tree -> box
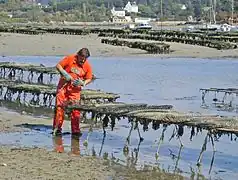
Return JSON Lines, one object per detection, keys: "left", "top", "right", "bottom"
{"left": 113, "top": 0, "right": 124, "bottom": 7}
{"left": 194, "top": 0, "right": 202, "bottom": 18}
{"left": 138, "top": 4, "right": 154, "bottom": 17}
{"left": 0, "top": 0, "right": 237, "bottom": 23}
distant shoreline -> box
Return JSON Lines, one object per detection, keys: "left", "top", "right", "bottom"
{"left": 0, "top": 33, "right": 237, "bottom": 59}
{"left": 2, "top": 55, "right": 238, "bottom": 60}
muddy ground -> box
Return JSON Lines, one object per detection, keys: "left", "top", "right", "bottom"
{"left": 0, "top": 146, "right": 185, "bottom": 180}
{"left": 0, "top": 145, "right": 114, "bottom": 180}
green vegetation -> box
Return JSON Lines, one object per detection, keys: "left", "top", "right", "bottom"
{"left": 0, "top": 0, "right": 237, "bottom": 22}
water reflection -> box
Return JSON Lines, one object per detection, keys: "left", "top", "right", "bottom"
{"left": 82, "top": 119, "right": 238, "bottom": 178}
{"left": 0, "top": 120, "right": 238, "bottom": 179}
{"left": 52, "top": 135, "right": 80, "bottom": 155}
{"left": 0, "top": 99, "right": 54, "bottom": 117}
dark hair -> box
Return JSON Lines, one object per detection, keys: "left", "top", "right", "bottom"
{"left": 77, "top": 48, "right": 90, "bottom": 58}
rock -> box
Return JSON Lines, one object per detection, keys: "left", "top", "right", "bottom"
{"left": 1, "top": 163, "right": 7, "bottom": 166}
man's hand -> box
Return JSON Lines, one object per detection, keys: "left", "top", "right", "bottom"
{"left": 72, "top": 79, "right": 86, "bottom": 87}
{"left": 57, "top": 65, "right": 72, "bottom": 82}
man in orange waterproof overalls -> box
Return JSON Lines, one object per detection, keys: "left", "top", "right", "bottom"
{"left": 52, "top": 48, "right": 93, "bottom": 136}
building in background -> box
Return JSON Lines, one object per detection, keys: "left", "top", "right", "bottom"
{"left": 124, "top": 1, "right": 138, "bottom": 13}
{"left": 110, "top": 1, "right": 140, "bottom": 23}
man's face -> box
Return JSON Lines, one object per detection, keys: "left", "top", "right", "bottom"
{"left": 77, "top": 55, "right": 86, "bottom": 65}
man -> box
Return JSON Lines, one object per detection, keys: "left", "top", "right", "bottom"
{"left": 53, "top": 48, "right": 93, "bottom": 136}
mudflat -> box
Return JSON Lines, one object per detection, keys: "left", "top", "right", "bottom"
{"left": 0, "top": 145, "right": 115, "bottom": 180}
{"left": 0, "top": 33, "right": 237, "bottom": 59}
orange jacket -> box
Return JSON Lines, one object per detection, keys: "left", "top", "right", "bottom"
{"left": 57, "top": 54, "right": 93, "bottom": 90}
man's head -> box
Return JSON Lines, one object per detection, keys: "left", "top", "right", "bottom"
{"left": 76, "top": 48, "right": 90, "bottom": 65}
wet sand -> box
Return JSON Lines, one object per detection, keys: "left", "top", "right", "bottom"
{"left": 0, "top": 109, "right": 184, "bottom": 180}
{"left": 0, "top": 33, "right": 237, "bottom": 59}
{"left": 0, "top": 146, "right": 184, "bottom": 180}
{"left": 0, "top": 146, "right": 115, "bottom": 180}
{"left": 0, "top": 109, "right": 91, "bottom": 133}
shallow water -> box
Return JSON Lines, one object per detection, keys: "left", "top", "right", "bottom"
{"left": 0, "top": 122, "right": 238, "bottom": 180}
{"left": 2, "top": 55, "right": 238, "bottom": 116}
{"left": 0, "top": 55, "right": 238, "bottom": 179}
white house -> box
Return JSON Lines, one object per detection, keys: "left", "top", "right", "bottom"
{"left": 124, "top": 1, "right": 138, "bottom": 13}
{"left": 111, "top": 7, "right": 126, "bottom": 17}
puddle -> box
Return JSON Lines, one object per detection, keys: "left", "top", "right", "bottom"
{"left": 0, "top": 119, "right": 238, "bottom": 179}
